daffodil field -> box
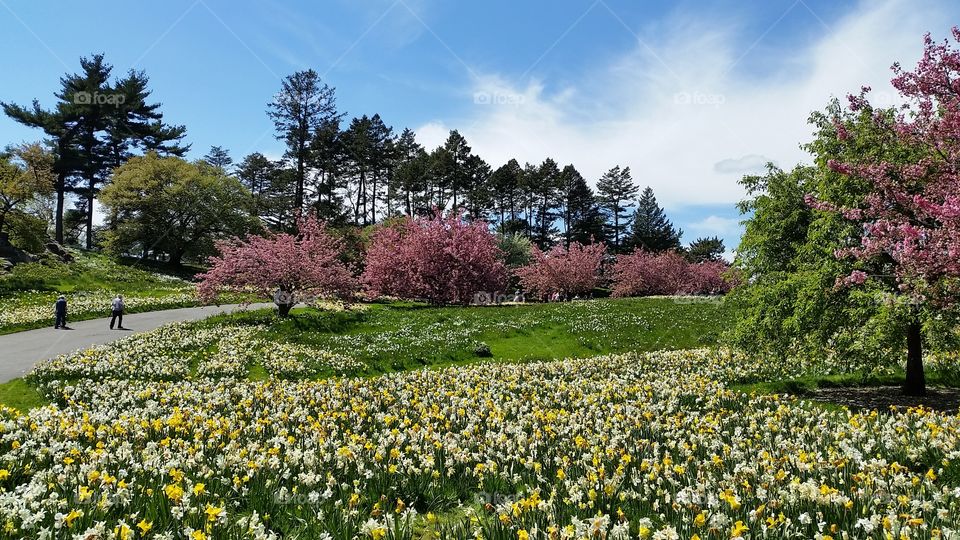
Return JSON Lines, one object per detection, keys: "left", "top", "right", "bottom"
{"left": 2, "top": 302, "right": 960, "bottom": 540}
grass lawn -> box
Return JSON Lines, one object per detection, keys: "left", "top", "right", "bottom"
{"left": 206, "top": 296, "right": 731, "bottom": 373}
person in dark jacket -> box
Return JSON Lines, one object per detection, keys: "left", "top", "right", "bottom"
{"left": 54, "top": 295, "right": 68, "bottom": 329}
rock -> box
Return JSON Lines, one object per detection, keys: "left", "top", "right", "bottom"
{"left": 44, "top": 241, "right": 73, "bottom": 263}
{"left": 0, "top": 232, "right": 34, "bottom": 265}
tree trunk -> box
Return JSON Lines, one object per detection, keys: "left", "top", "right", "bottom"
{"left": 85, "top": 182, "right": 95, "bottom": 250}
{"left": 277, "top": 302, "right": 293, "bottom": 317}
{"left": 295, "top": 153, "right": 305, "bottom": 213}
{"left": 55, "top": 180, "right": 65, "bottom": 244}
{"left": 904, "top": 319, "right": 926, "bottom": 396}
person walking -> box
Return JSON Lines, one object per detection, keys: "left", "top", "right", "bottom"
{"left": 54, "top": 295, "right": 68, "bottom": 329}
{"left": 109, "top": 294, "right": 125, "bottom": 330}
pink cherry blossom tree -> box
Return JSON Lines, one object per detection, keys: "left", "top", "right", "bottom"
{"left": 362, "top": 210, "right": 508, "bottom": 305}
{"left": 611, "top": 250, "right": 734, "bottom": 297}
{"left": 807, "top": 29, "right": 960, "bottom": 395}
{"left": 515, "top": 241, "right": 606, "bottom": 298}
{"left": 197, "top": 215, "right": 356, "bottom": 316}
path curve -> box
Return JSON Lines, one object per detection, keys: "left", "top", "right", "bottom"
{"left": 0, "top": 303, "right": 276, "bottom": 383}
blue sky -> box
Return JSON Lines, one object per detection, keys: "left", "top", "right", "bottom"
{"left": 2, "top": 0, "right": 958, "bottom": 256}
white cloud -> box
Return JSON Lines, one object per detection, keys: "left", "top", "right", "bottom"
{"left": 414, "top": 0, "right": 952, "bottom": 210}
{"left": 713, "top": 154, "right": 773, "bottom": 175}
{"left": 687, "top": 215, "right": 743, "bottom": 238}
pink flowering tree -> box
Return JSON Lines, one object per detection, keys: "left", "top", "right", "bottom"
{"left": 515, "top": 241, "right": 606, "bottom": 298}
{"left": 197, "top": 215, "right": 356, "bottom": 316}
{"left": 807, "top": 29, "right": 960, "bottom": 395}
{"left": 611, "top": 250, "right": 734, "bottom": 297}
{"left": 362, "top": 210, "right": 508, "bottom": 305}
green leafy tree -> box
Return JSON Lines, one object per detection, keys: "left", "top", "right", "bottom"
{"left": 728, "top": 94, "right": 954, "bottom": 387}
{"left": 100, "top": 153, "right": 260, "bottom": 266}
{"left": 0, "top": 143, "right": 55, "bottom": 237}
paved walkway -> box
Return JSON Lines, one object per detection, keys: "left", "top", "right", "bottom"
{"left": 0, "top": 303, "right": 275, "bottom": 383}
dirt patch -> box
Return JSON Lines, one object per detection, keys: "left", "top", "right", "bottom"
{"left": 811, "top": 385, "right": 960, "bottom": 414}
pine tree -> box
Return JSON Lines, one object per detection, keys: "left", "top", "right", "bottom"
{"left": 629, "top": 186, "right": 682, "bottom": 252}
{"left": 3, "top": 54, "right": 187, "bottom": 248}
{"left": 436, "top": 130, "right": 471, "bottom": 210}
{"left": 463, "top": 154, "right": 492, "bottom": 221}
{"left": 490, "top": 159, "right": 522, "bottom": 227}
{"left": 307, "top": 117, "right": 345, "bottom": 222}
{"left": 267, "top": 69, "right": 341, "bottom": 214}
{"left": 203, "top": 146, "right": 233, "bottom": 171}
{"left": 560, "top": 165, "right": 605, "bottom": 246}
{"left": 530, "top": 158, "right": 562, "bottom": 247}
{"left": 596, "top": 165, "right": 639, "bottom": 252}
{"left": 237, "top": 153, "right": 278, "bottom": 226}
{"left": 686, "top": 236, "right": 725, "bottom": 262}
{"left": 389, "top": 128, "right": 427, "bottom": 216}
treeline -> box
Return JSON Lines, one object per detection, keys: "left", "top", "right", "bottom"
{"left": 2, "top": 58, "right": 726, "bottom": 265}
{"left": 238, "top": 68, "right": 724, "bottom": 258}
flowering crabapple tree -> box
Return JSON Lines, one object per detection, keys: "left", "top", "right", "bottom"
{"left": 515, "top": 241, "right": 606, "bottom": 298}
{"left": 611, "top": 250, "right": 733, "bottom": 297}
{"left": 808, "top": 29, "right": 960, "bottom": 395}
{"left": 362, "top": 210, "right": 508, "bottom": 305}
{"left": 197, "top": 215, "right": 356, "bottom": 316}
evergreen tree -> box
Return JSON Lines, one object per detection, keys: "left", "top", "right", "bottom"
{"left": 203, "top": 146, "right": 233, "bottom": 171}
{"left": 236, "top": 152, "right": 288, "bottom": 229}
{"left": 560, "top": 165, "right": 605, "bottom": 246}
{"left": 3, "top": 54, "right": 187, "bottom": 248}
{"left": 267, "top": 69, "right": 341, "bottom": 213}
{"left": 686, "top": 236, "right": 725, "bottom": 262}
{"left": 440, "top": 130, "right": 471, "bottom": 209}
{"left": 530, "top": 158, "right": 562, "bottom": 247}
{"left": 307, "top": 117, "right": 345, "bottom": 222}
{"left": 389, "top": 128, "right": 427, "bottom": 216}
{"left": 490, "top": 159, "right": 522, "bottom": 226}
{"left": 463, "top": 154, "right": 493, "bottom": 221}
{"left": 596, "top": 165, "right": 639, "bottom": 251}
{"left": 341, "top": 115, "right": 393, "bottom": 225}
{"left": 629, "top": 186, "right": 682, "bottom": 252}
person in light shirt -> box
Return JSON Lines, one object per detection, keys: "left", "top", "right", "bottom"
{"left": 109, "top": 294, "right": 125, "bottom": 330}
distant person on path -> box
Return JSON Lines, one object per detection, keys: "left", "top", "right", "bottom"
{"left": 109, "top": 294, "right": 125, "bottom": 330}
{"left": 54, "top": 295, "right": 68, "bottom": 329}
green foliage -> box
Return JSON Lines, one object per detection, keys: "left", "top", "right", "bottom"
{"left": 595, "top": 165, "right": 638, "bottom": 251}
{"left": 497, "top": 232, "right": 533, "bottom": 268}
{"left": 100, "top": 153, "right": 260, "bottom": 266}
{"left": 686, "top": 236, "right": 725, "bottom": 263}
{"left": 4, "top": 211, "right": 48, "bottom": 253}
{"left": 628, "top": 186, "right": 682, "bottom": 252}
{"left": 728, "top": 102, "right": 960, "bottom": 377}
